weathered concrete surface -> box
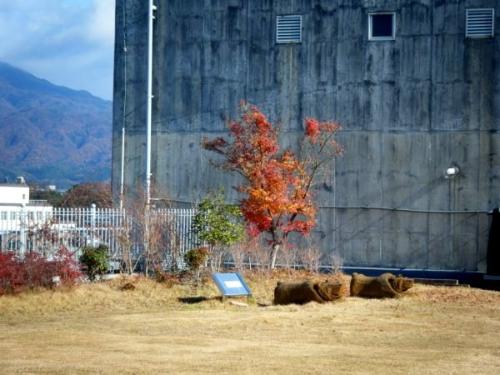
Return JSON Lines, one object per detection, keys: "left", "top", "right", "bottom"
{"left": 112, "top": 0, "right": 500, "bottom": 271}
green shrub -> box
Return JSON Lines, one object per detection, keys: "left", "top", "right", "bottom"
{"left": 192, "top": 191, "right": 245, "bottom": 271}
{"left": 184, "top": 247, "right": 209, "bottom": 272}
{"left": 79, "top": 245, "right": 109, "bottom": 281}
{"left": 192, "top": 192, "right": 245, "bottom": 248}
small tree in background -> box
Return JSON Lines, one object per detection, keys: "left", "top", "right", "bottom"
{"left": 184, "top": 246, "right": 209, "bottom": 282}
{"left": 118, "top": 183, "right": 186, "bottom": 276}
{"left": 61, "top": 183, "right": 112, "bottom": 208}
{"left": 203, "top": 103, "right": 342, "bottom": 269}
{"left": 192, "top": 191, "right": 245, "bottom": 271}
{"left": 29, "top": 186, "right": 64, "bottom": 207}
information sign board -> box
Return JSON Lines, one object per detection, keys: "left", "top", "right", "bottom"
{"left": 212, "top": 272, "right": 252, "bottom": 297}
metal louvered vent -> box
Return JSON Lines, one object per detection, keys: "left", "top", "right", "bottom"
{"left": 466, "top": 9, "right": 495, "bottom": 38}
{"left": 276, "top": 15, "right": 302, "bottom": 44}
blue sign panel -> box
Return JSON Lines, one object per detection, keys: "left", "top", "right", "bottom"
{"left": 212, "top": 272, "right": 252, "bottom": 297}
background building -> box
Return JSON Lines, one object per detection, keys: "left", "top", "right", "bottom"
{"left": 0, "top": 180, "right": 52, "bottom": 251}
{"left": 112, "top": 0, "right": 500, "bottom": 272}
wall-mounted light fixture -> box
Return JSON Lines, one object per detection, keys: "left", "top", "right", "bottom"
{"left": 445, "top": 165, "right": 460, "bottom": 179}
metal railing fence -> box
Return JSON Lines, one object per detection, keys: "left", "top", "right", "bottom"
{"left": 0, "top": 206, "right": 198, "bottom": 270}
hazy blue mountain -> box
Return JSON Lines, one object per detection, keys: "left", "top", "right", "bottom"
{"left": 0, "top": 62, "right": 111, "bottom": 189}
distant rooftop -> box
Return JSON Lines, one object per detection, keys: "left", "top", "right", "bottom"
{"left": 0, "top": 183, "right": 28, "bottom": 187}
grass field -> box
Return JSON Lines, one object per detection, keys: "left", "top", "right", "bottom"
{"left": 0, "top": 271, "right": 499, "bottom": 374}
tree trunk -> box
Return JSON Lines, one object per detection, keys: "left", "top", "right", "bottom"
{"left": 270, "top": 244, "right": 280, "bottom": 269}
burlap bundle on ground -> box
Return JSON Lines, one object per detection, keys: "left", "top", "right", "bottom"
{"left": 274, "top": 280, "right": 345, "bottom": 305}
{"left": 350, "top": 272, "right": 414, "bottom": 298}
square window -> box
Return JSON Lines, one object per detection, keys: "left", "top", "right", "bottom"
{"left": 369, "top": 13, "right": 395, "bottom": 40}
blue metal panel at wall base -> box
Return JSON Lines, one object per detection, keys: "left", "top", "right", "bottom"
{"left": 482, "top": 275, "right": 500, "bottom": 291}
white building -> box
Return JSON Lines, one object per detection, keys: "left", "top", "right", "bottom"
{"left": 0, "top": 183, "right": 29, "bottom": 205}
{"left": 0, "top": 182, "right": 52, "bottom": 251}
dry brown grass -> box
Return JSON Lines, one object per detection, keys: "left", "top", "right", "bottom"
{"left": 0, "top": 271, "right": 499, "bottom": 374}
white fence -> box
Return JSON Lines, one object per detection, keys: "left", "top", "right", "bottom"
{"left": 0, "top": 206, "right": 198, "bottom": 270}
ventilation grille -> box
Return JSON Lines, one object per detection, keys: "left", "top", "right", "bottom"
{"left": 466, "top": 9, "right": 495, "bottom": 38}
{"left": 276, "top": 15, "right": 302, "bottom": 43}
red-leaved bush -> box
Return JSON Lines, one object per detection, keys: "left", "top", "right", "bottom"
{"left": 0, "top": 246, "right": 81, "bottom": 295}
{"left": 0, "top": 252, "right": 23, "bottom": 295}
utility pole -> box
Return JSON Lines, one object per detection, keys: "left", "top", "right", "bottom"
{"left": 120, "top": 126, "right": 126, "bottom": 210}
{"left": 144, "top": 0, "right": 156, "bottom": 275}
{"left": 119, "top": 3, "right": 128, "bottom": 211}
{"left": 146, "top": 0, "right": 156, "bottom": 209}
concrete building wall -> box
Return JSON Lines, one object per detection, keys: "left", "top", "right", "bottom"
{"left": 112, "top": 0, "right": 500, "bottom": 271}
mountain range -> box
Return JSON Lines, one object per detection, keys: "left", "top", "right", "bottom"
{"left": 0, "top": 61, "right": 112, "bottom": 189}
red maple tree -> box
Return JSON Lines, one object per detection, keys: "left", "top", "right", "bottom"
{"left": 203, "top": 103, "right": 342, "bottom": 268}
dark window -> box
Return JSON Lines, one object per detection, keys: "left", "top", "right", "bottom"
{"left": 369, "top": 13, "right": 395, "bottom": 40}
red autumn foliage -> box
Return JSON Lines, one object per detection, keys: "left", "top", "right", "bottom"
{"left": 0, "top": 252, "right": 23, "bottom": 294}
{"left": 202, "top": 103, "right": 343, "bottom": 268}
{"left": 51, "top": 246, "right": 82, "bottom": 285}
{"left": 0, "top": 246, "right": 81, "bottom": 295}
{"left": 305, "top": 118, "right": 320, "bottom": 141}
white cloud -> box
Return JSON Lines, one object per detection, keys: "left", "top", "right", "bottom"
{"left": 0, "top": 0, "right": 115, "bottom": 99}
{"left": 87, "top": 0, "right": 115, "bottom": 46}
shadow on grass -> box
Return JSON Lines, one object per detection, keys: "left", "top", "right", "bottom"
{"left": 177, "top": 296, "right": 222, "bottom": 304}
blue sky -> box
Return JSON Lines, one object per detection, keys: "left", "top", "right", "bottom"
{"left": 0, "top": 0, "right": 115, "bottom": 100}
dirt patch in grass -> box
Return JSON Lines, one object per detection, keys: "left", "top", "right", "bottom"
{"left": 0, "top": 271, "right": 499, "bottom": 374}
{"left": 410, "top": 283, "right": 500, "bottom": 306}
